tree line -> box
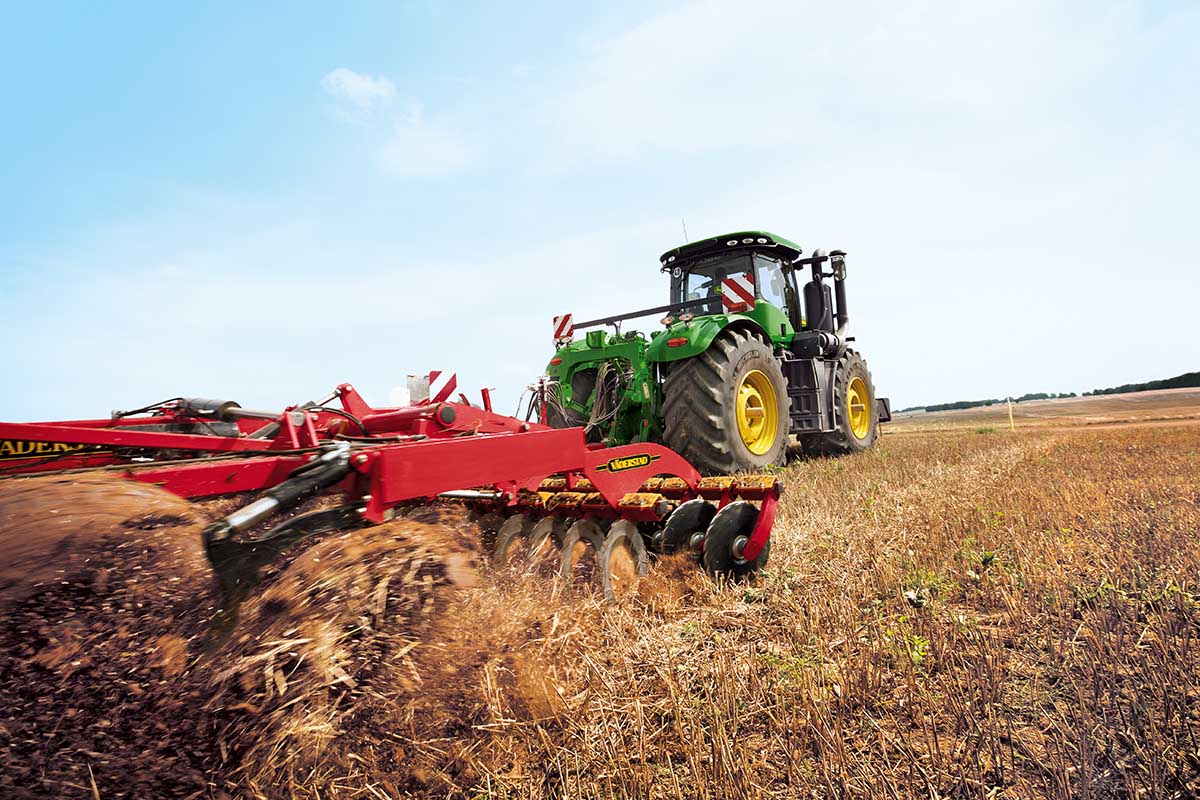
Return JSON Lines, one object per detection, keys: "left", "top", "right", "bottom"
{"left": 899, "top": 370, "right": 1198, "bottom": 413}
{"left": 1082, "top": 370, "right": 1199, "bottom": 396}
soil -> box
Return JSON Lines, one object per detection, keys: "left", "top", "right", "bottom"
{"left": 0, "top": 475, "right": 520, "bottom": 799}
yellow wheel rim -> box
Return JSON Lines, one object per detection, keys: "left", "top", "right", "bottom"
{"left": 847, "top": 376, "right": 871, "bottom": 440}
{"left": 736, "top": 369, "right": 779, "bottom": 455}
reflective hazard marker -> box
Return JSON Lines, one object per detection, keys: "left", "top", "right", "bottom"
{"left": 721, "top": 273, "right": 756, "bottom": 312}
{"left": 553, "top": 314, "right": 574, "bottom": 341}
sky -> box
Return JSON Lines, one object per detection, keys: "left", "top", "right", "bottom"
{"left": 1, "top": 1, "right": 1197, "bottom": 421}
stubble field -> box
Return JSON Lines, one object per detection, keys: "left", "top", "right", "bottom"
{"left": 2, "top": 390, "right": 1198, "bottom": 798}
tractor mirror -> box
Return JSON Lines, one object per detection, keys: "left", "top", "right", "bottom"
{"left": 831, "top": 254, "right": 847, "bottom": 280}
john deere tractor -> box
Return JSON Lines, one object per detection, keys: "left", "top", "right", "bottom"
{"left": 543, "top": 231, "right": 890, "bottom": 475}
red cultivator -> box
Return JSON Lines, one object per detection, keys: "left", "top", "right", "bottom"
{"left": 0, "top": 376, "right": 780, "bottom": 610}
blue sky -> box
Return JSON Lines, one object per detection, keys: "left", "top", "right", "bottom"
{"left": 1, "top": 1, "right": 1197, "bottom": 421}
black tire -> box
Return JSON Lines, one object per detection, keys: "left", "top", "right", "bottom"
{"left": 662, "top": 328, "right": 790, "bottom": 475}
{"left": 701, "top": 501, "right": 770, "bottom": 578}
{"left": 813, "top": 349, "right": 879, "bottom": 455}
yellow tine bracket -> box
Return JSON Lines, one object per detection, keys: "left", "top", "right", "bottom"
{"left": 544, "top": 491, "right": 588, "bottom": 511}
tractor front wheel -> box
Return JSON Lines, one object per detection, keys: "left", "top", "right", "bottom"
{"left": 662, "top": 328, "right": 790, "bottom": 475}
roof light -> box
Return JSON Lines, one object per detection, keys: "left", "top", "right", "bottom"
{"left": 667, "top": 337, "right": 689, "bottom": 347}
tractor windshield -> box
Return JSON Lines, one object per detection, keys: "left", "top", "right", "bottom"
{"left": 672, "top": 253, "right": 751, "bottom": 313}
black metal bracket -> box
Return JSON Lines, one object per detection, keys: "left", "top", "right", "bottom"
{"left": 574, "top": 296, "right": 714, "bottom": 330}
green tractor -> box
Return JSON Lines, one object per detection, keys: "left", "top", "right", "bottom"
{"left": 543, "top": 231, "right": 890, "bottom": 475}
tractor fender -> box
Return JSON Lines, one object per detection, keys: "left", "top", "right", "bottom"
{"left": 647, "top": 315, "right": 768, "bottom": 364}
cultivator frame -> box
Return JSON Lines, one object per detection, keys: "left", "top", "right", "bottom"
{"left": 0, "top": 377, "right": 780, "bottom": 604}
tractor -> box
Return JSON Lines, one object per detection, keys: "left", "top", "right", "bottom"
{"left": 544, "top": 231, "right": 891, "bottom": 475}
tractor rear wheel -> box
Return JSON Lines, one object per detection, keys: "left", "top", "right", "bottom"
{"left": 662, "top": 328, "right": 790, "bottom": 475}
{"left": 814, "top": 349, "right": 879, "bottom": 455}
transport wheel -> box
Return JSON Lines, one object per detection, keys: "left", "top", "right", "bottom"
{"left": 657, "top": 498, "right": 716, "bottom": 555}
{"left": 814, "top": 349, "right": 879, "bottom": 455}
{"left": 599, "top": 520, "right": 649, "bottom": 602}
{"left": 491, "top": 514, "right": 531, "bottom": 567}
{"left": 558, "top": 519, "right": 605, "bottom": 587}
{"left": 662, "top": 328, "right": 790, "bottom": 475}
{"left": 702, "top": 501, "right": 770, "bottom": 578}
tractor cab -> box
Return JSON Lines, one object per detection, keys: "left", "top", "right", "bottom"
{"left": 660, "top": 231, "right": 806, "bottom": 334}
{"left": 659, "top": 231, "right": 854, "bottom": 349}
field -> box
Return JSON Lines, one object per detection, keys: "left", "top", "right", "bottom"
{"left": 2, "top": 389, "right": 1199, "bottom": 798}
{"left": 893, "top": 387, "right": 1200, "bottom": 432}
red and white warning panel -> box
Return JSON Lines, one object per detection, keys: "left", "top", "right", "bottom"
{"left": 553, "top": 314, "right": 574, "bottom": 341}
{"left": 406, "top": 371, "right": 458, "bottom": 405}
{"left": 721, "top": 273, "right": 756, "bottom": 312}
{"left": 427, "top": 370, "right": 457, "bottom": 404}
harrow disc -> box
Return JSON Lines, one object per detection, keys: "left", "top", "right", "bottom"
{"left": 473, "top": 510, "right": 507, "bottom": 555}
{"left": 491, "top": 514, "right": 532, "bottom": 567}
{"left": 599, "top": 520, "right": 649, "bottom": 602}
{"left": 701, "top": 500, "right": 770, "bottom": 578}
{"left": 524, "top": 516, "right": 565, "bottom": 574}
{"left": 558, "top": 519, "right": 604, "bottom": 588}
{"left": 657, "top": 498, "right": 717, "bottom": 555}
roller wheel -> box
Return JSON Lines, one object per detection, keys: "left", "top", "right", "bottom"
{"left": 558, "top": 519, "right": 605, "bottom": 588}
{"left": 658, "top": 498, "right": 716, "bottom": 555}
{"left": 491, "top": 514, "right": 531, "bottom": 567}
{"left": 599, "top": 520, "right": 649, "bottom": 602}
{"left": 702, "top": 501, "right": 770, "bottom": 578}
{"left": 662, "top": 328, "right": 790, "bottom": 475}
{"left": 812, "top": 349, "right": 879, "bottom": 455}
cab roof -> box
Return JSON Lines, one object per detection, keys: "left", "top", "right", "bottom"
{"left": 659, "top": 231, "right": 803, "bottom": 267}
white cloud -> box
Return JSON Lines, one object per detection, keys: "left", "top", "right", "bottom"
{"left": 542, "top": 0, "right": 1132, "bottom": 165}
{"left": 320, "top": 69, "right": 475, "bottom": 176}
{"left": 378, "top": 101, "right": 475, "bottom": 176}
{"left": 321, "top": 67, "right": 397, "bottom": 114}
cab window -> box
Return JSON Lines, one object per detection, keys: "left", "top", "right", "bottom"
{"left": 672, "top": 253, "right": 751, "bottom": 312}
{"left": 754, "top": 254, "right": 787, "bottom": 309}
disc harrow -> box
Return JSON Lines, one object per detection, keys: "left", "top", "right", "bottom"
{"left": 0, "top": 375, "right": 781, "bottom": 614}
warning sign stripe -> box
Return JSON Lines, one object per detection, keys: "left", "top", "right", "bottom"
{"left": 553, "top": 314, "right": 574, "bottom": 340}
{"left": 428, "top": 370, "right": 457, "bottom": 404}
{"left": 721, "top": 273, "right": 756, "bottom": 310}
